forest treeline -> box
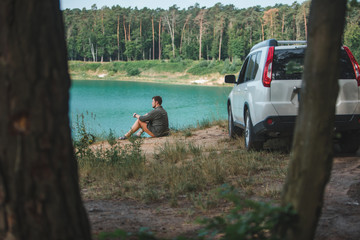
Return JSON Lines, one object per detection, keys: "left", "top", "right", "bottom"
{"left": 63, "top": 0, "right": 360, "bottom": 62}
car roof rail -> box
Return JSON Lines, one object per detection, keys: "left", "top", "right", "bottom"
{"left": 250, "top": 39, "right": 307, "bottom": 52}
{"left": 277, "top": 40, "right": 307, "bottom": 45}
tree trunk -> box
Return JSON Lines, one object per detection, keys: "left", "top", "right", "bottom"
{"left": 140, "top": 18, "right": 142, "bottom": 37}
{"left": 152, "top": 16, "right": 155, "bottom": 60}
{"left": 164, "top": 10, "right": 176, "bottom": 58}
{"left": 158, "top": 17, "right": 162, "bottom": 60}
{"left": 101, "top": 10, "right": 104, "bottom": 62}
{"left": 303, "top": 6, "right": 308, "bottom": 39}
{"left": 89, "top": 38, "right": 96, "bottom": 62}
{"left": 128, "top": 21, "right": 131, "bottom": 41}
{"left": 123, "top": 16, "right": 127, "bottom": 43}
{"left": 180, "top": 15, "right": 190, "bottom": 55}
{"left": 117, "top": 15, "right": 120, "bottom": 61}
{"left": 199, "top": 19, "right": 203, "bottom": 60}
{"left": 282, "top": 1, "right": 347, "bottom": 239}
{"left": 0, "top": 0, "right": 92, "bottom": 239}
{"left": 218, "top": 16, "right": 224, "bottom": 61}
{"left": 282, "top": 13, "right": 285, "bottom": 37}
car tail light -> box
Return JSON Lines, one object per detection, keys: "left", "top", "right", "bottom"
{"left": 266, "top": 118, "right": 274, "bottom": 125}
{"left": 344, "top": 46, "right": 360, "bottom": 86}
{"left": 263, "top": 46, "right": 274, "bottom": 87}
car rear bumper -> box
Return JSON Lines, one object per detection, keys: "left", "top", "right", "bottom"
{"left": 253, "top": 114, "right": 360, "bottom": 137}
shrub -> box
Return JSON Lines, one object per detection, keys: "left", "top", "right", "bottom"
{"left": 85, "top": 63, "right": 101, "bottom": 71}
{"left": 73, "top": 113, "right": 96, "bottom": 158}
{"left": 198, "top": 185, "right": 297, "bottom": 240}
{"left": 126, "top": 66, "right": 141, "bottom": 76}
{"left": 187, "top": 60, "right": 222, "bottom": 75}
{"left": 107, "top": 129, "right": 117, "bottom": 146}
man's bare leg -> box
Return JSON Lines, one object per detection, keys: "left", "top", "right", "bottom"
{"left": 136, "top": 129, "right": 144, "bottom": 137}
{"left": 121, "top": 119, "right": 155, "bottom": 139}
{"left": 138, "top": 120, "right": 155, "bottom": 137}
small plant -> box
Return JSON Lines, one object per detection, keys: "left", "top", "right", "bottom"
{"left": 107, "top": 128, "right": 117, "bottom": 146}
{"left": 198, "top": 185, "right": 297, "bottom": 240}
{"left": 197, "top": 118, "right": 211, "bottom": 129}
{"left": 73, "top": 113, "right": 96, "bottom": 158}
{"left": 182, "top": 128, "right": 193, "bottom": 137}
{"left": 126, "top": 66, "right": 141, "bottom": 76}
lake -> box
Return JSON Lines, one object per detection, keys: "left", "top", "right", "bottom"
{"left": 70, "top": 80, "right": 232, "bottom": 137}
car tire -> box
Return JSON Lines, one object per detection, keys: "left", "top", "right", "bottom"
{"left": 228, "top": 104, "right": 243, "bottom": 138}
{"left": 245, "top": 110, "right": 263, "bottom": 151}
{"left": 338, "top": 132, "right": 360, "bottom": 154}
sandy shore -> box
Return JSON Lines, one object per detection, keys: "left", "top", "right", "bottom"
{"left": 70, "top": 71, "right": 231, "bottom": 87}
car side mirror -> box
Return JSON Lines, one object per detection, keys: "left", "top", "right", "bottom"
{"left": 225, "top": 75, "right": 236, "bottom": 84}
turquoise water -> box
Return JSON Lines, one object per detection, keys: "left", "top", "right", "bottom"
{"left": 70, "top": 80, "right": 231, "bottom": 137}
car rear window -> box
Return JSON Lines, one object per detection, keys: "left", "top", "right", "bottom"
{"left": 272, "top": 48, "right": 356, "bottom": 80}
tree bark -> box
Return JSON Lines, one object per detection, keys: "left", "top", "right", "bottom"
{"left": 180, "top": 15, "right": 190, "bottom": 55}
{"left": 0, "top": 0, "right": 92, "bottom": 239}
{"left": 282, "top": 1, "right": 347, "bottom": 239}
{"left": 195, "top": 10, "right": 207, "bottom": 61}
{"left": 218, "top": 16, "right": 224, "bottom": 61}
{"left": 117, "top": 15, "right": 120, "bottom": 61}
{"left": 152, "top": 16, "right": 155, "bottom": 60}
{"left": 158, "top": 17, "right": 162, "bottom": 60}
{"left": 123, "top": 16, "right": 127, "bottom": 43}
{"left": 303, "top": 6, "right": 308, "bottom": 39}
{"left": 164, "top": 10, "right": 177, "bottom": 58}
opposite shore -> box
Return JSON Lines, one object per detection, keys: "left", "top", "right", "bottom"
{"left": 68, "top": 59, "right": 241, "bottom": 87}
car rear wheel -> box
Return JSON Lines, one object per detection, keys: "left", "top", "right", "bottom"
{"left": 245, "top": 110, "right": 263, "bottom": 151}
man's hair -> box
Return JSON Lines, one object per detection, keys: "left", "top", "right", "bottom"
{"left": 152, "top": 96, "right": 162, "bottom": 105}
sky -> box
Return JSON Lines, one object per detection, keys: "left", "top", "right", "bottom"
{"left": 60, "top": 0, "right": 306, "bottom": 10}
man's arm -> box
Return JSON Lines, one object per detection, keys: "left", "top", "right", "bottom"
{"left": 138, "top": 110, "right": 156, "bottom": 122}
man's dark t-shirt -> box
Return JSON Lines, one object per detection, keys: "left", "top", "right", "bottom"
{"left": 139, "top": 106, "right": 169, "bottom": 137}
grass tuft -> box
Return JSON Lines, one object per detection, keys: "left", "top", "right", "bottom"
{"left": 75, "top": 119, "right": 289, "bottom": 206}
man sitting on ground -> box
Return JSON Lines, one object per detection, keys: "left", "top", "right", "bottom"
{"left": 119, "top": 96, "right": 169, "bottom": 139}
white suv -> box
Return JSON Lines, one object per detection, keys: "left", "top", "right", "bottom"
{"left": 225, "top": 39, "right": 360, "bottom": 152}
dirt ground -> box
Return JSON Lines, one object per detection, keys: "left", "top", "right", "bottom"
{"left": 85, "top": 126, "right": 360, "bottom": 239}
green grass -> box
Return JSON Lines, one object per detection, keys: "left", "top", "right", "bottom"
{"left": 75, "top": 119, "right": 289, "bottom": 204}
{"left": 68, "top": 59, "right": 242, "bottom": 85}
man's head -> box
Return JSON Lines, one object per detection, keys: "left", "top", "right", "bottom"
{"left": 152, "top": 96, "right": 162, "bottom": 108}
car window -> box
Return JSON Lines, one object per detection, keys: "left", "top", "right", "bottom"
{"left": 339, "top": 49, "right": 356, "bottom": 79}
{"left": 272, "top": 48, "right": 355, "bottom": 80}
{"left": 253, "top": 52, "right": 262, "bottom": 79}
{"left": 237, "top": 57, "right": 249, "bottom": 84}
{"left": 272, "top": 48, "right": 305, "bottom": 80}
{"left": 244, "top": 54, "right": 256, "bottom": 82}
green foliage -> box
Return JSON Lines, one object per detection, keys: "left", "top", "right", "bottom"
{"left": 221, "top": 58, "right": 242, "bottom": 74}
{"left": 187, "top": 60, "right": 223, "bottom": 75}
{"left": 344, "top": 23, "right": 360, "bottom": 61}
{"left": 77, "top": 137, "right": 145, "bottom": 181}
{"left": 63, "top": 1, "right": 360, "bottom": 65}
{"left": 126, "top": 66, "right": 141, "bottom": 76}
{"left": 198, "top": 185, "right": 297, "bottom": 240}
{"left": 68, "top": 62, "right": 101, "bottom": 72}
{"left": 196, "top": 118, "right": 212, "bottom": 129}
{"left": 107, "top": 129, "right": 117, "bottom": 146}
{"left": 73, "top": 114, "right": 96, "bottom": 158}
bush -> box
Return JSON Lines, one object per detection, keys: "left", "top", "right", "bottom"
{"left": 73, "top": 113, "right": 96, "bottom": 158}
{"left": 107, "top": 129, "right": 117, "bottom": 146}
{"left": 85, "top": 63, "right": 101, "bottom": 71}
{"left": 198, "top": 185, "right": 297, "bottom": 240}
{"left": 126, "top": 66, "right": 141, "bottom": 76}
{"left": 187, "top": 60, "right": 222, "bottom": 75}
